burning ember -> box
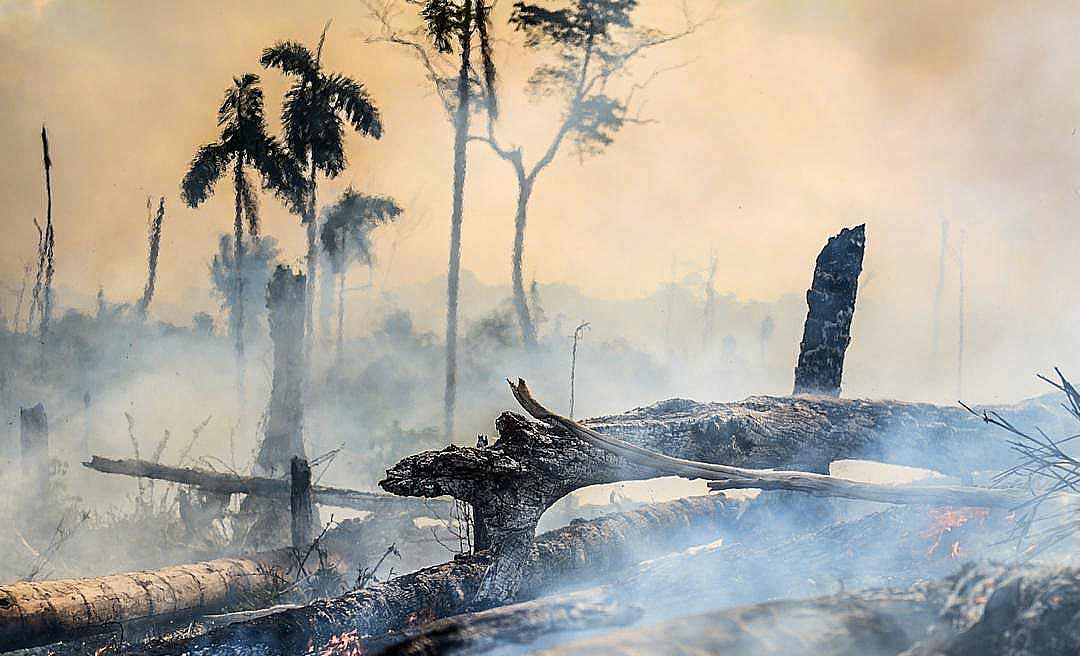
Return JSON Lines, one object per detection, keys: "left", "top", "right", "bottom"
{"left": 922, "top": 507, "right": 990, "bottom": 557}
{"left": 317, "top": 631, "right": 365, "bottom": 656}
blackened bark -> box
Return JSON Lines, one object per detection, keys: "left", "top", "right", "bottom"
{"left": 511, "top": 177, "right": 537, "bottom": 348}
{"left": 793, "top": 224, "right": 865, "bottom": 396}
{"left": 290, "top": 457, "right": 315, "bottom": 550}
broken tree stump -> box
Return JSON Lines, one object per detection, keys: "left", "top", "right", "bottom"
{"left": 290, "top": 456, "right": 315, "bottom": 550}
{"left": 0, "top": 550, "right": 294, "bottom": 652}
{"left": 793, "top": 224, "right": 865, "bottom": 396}
{"left": 123, "top": 493, "right": 749, "bottom": 656}
{"left": 382, "top": 379, "right": 1060, "bottom": 603}
{"left": 19, "top": 403, "right": 48, "bottom": 504}
{"left": 259, "top": 266, "right": 307, "bottom": 475}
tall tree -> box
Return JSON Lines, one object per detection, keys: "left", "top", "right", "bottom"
{"left": 260, "top": 23, "right": 384, "bottom": 359}
{"left": 181, "top": 73, "right": 301, "bottom": 404}
{"left": 475, "top": 0, "right": 705, "bottom": 346}
{"left": 319, "top": 187, "right": 402, "bottom": 363}
{"left": 136, "top": 196, "right": 166, "bottom": 319}
{"left": 38, "top": 127, "right": 55, "bottom": 354}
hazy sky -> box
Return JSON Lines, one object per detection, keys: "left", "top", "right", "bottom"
{"left": 2, "top": 1, "right": 1080, "bottom": 400}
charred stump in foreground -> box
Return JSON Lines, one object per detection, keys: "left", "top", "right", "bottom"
{"left": 19, "top": 402, "right": 49, "bottom": 506}
{"left": 381, "top": 391, "right": 1057, "bottom": 603}
{"left": 793, "top": 224, "right": 866, "bottom": 397}
{"left": 123, "top": 494, "right": 749, "bottom": 655}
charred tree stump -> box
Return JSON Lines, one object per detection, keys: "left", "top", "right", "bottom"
{"left": 123, "top": 494, "right": 749, "bottom": 656}
{"left": 793, "top": 224, "right": 865, "bottom": 396}
{"left": 260, "top": 266, "right": 307, "bottom": 475}
{"left": 290, "top": 457, "right": 315, "bottom": 550}
{"left": 19, "top": 403, "right": 49, "bottom": 505}
{"left": 0, "top": 550, "right": 295, "bottom": 652}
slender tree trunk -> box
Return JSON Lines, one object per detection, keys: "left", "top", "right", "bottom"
{"left": 232, "top": 159, "right": 247, "bottom": 419}
{"left": 38, "top": 127, "right": 54, "bottom": 377}
{"left": 444, "top": 0, "right": 473, "bottom": 442}
{"left": 511, "top": 175, "right": 537, "bottom": 348}
{"left": 305, "top": 154, "right": 318, "bottom": 364}
{"left": 336, "top": 268, "right": 346, "bottom": 366}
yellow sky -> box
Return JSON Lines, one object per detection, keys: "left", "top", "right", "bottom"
{"left": 1, "top": 0, "right": 1078, "bottom": 358}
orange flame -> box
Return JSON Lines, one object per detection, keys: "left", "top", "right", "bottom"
{"left": 923, "top": 507, "right": 989, "bottom": 557}
{"left": 319, "top": 630, "right": 366, "bottom": 656}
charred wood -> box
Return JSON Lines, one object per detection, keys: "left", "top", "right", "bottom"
{"left": 19, "top": 403, "right": 49, "bottom": 505}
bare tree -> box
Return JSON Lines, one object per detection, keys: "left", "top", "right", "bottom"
{"left": 136, "top": 196, "right": 166, "bottom": 319}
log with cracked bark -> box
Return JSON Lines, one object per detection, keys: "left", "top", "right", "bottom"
{"left": 84, "top": 455, "right": 445, "bottom": 515}
{"left": 123, "top": 493, "right": 751, "bottom": 655}
{"left": 0, "top": 549, "right": 295, "bottom": 653}
{"left": 382, "top": 378, "right": 1061, "bottom": 603}
{"left": 533, "top": 563, "right": 1080, "bottom": 656}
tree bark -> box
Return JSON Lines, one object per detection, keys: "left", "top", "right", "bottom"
{"left": 511, "top": 176, "right": 537, "bottom": 348}
{"left": 259, "top": 266, "right": 307, "bottom": 476}
{"left": 125, "top": 493, "right": 748, "bottom": 655}
{"left": 382, "top": 379, "right": 1059, "bottom": 603}
{"left": 0, "top": 550, "right": 294, "bottom": 652}
{"left": 83, "top": 455, "right": 442, "bottom": 515}
{"left": 19, "top": 403, "right": 49, "bottom": 504}
{"left": 290, "top": 457, "right": 315, "bottom": 550}
{"left": 793, "top": 224, "right": 865, "bottom": 396}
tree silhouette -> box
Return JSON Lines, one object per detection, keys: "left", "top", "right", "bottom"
{"left": 260, "top": 23, "right": 384, "bottom": 358}
{"left": 475, "top": 0, "right": 706, "bottom": 347}
{"left": 181, "top": 73, "right": 302, "bottom": 404}
{"left": 135, "top": 196, "right": 166, "bottom": 319}
{"left": 210, "top": 233, "right": 281, "bottom": 345}
{"left": 319, "top": 187, "right": 402, "bottom": 363}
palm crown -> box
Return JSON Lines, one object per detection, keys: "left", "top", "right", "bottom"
{"left": 319, "top": 187, "right": 402, "bottom": 274}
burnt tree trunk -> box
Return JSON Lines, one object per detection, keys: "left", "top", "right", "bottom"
{"left": 83, "top": 455, "right": 444, "bottom": 515}
{"left": 793, "top": 224, "right": 865, "bottom": 396}
{"left": 19, "top": 403, "right": 48, "bottom": 504}
{"left": 290, "top": 457, "right": 315, "bottom": 550}
{"left": 0, "top": 550, "right": 295, "bottom": 652}
{"left": 259, "top": 266, "right": 307, "bottom": 475}
{"left": 124, "top": 494, "right": 749, "bottom": 656}
{"left": 381, "top": 390, "right": 1058, "bottom": 603}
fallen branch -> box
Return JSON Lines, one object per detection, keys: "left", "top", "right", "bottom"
{"left": 85, "top": 455, "right": 445, "bottom": 515}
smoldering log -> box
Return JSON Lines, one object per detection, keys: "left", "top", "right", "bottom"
{"left": 19, "top": 403, "right": 49, "bottom": 504}
{"left": 363, "top": 589, "right": 640, "bottom": 656}
{"left": 372, "top": 504, "right": 1009, "bottom": 656}
{"left": 793, "top": 224, "right": 865, "bottom": 397}
{"left": 83, "top": 455, "right": 445, "bottom": 515}
{"left": 0, "top": 550, "right": 295, "bottom": 653}
{"left": 382, "top": 378, "right": 1060, "bottom": 602}
{"left": 535, "top": 563, "right": 1080, "bottom": 656}
{"left": 123, "top": 493, "right": 749, "bottom": 656}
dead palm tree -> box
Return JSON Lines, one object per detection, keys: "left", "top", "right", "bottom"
{"left": 260, "top": 23, "right": 384, "bottom": 358}
{"left": 181, "top": 73, "right": 302, "bottom": 403}
{"left": 319, "top": 187, "right": 402, "bottom": 363}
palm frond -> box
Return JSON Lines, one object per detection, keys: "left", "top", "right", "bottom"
{"left": 239, "top": 170, "right": 260, "bottom": 237}
{"left": 249, "top": 133, "right": 306, "bottom": 216}
{"left": 421, "top": 0, "right": 462, "bottom": 53}
{"left": 324, "top": 74, "right": 383, "bottom": 139}
{"left": 260, "top": 41, "right": 318, "bottom": 79}
{"left": 181, "top": 142, "right": 232, "bottom": 207}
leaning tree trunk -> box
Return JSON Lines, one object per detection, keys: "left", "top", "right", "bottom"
{"left": 124, "top": 493, "right": 749, "bottom": 656}
{"left": 511, "top": 175, "right": 537, "bottom": 348}
{"left": 0, "top": 550, "right": 295, "bottom": 652}
{"left": 793, "top": 224, "right": 865, "bottom": 396}
{"left": 444, "top": 0, "right": 473, "bottom": 442}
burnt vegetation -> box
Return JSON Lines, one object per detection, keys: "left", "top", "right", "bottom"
{"left": 2, "top": 3, "right": 1080, "bottom": 656}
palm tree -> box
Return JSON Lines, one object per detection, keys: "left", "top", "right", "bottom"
{"left": 415, "top": 0, "right": 498, "bottom": 440}
{"left": 181, "top": 73, "right": 302, "bottom": 401}
{"left": 260, "top": 24, "right": 384, "bottom": 358}
{"left": 319, "top": 187, "right": 402, "bottom": 363}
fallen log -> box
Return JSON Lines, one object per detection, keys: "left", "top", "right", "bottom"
{"left": 0, "top": 549, "right": 294, "bottom": 653}
{"left": 363, "top": 588, "right": 640, "bottom": 656}
{"left": 123, "top": 493, "right": 750, "bottom": 655}
{"left": 381, "top": 377, "right": 1059, "bottom": 603}
{"left": 85, "top": 455, "right": 445, "bottom": 515}
{"left": 534, "top": 563, "right": 1080, "bottom": 656}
